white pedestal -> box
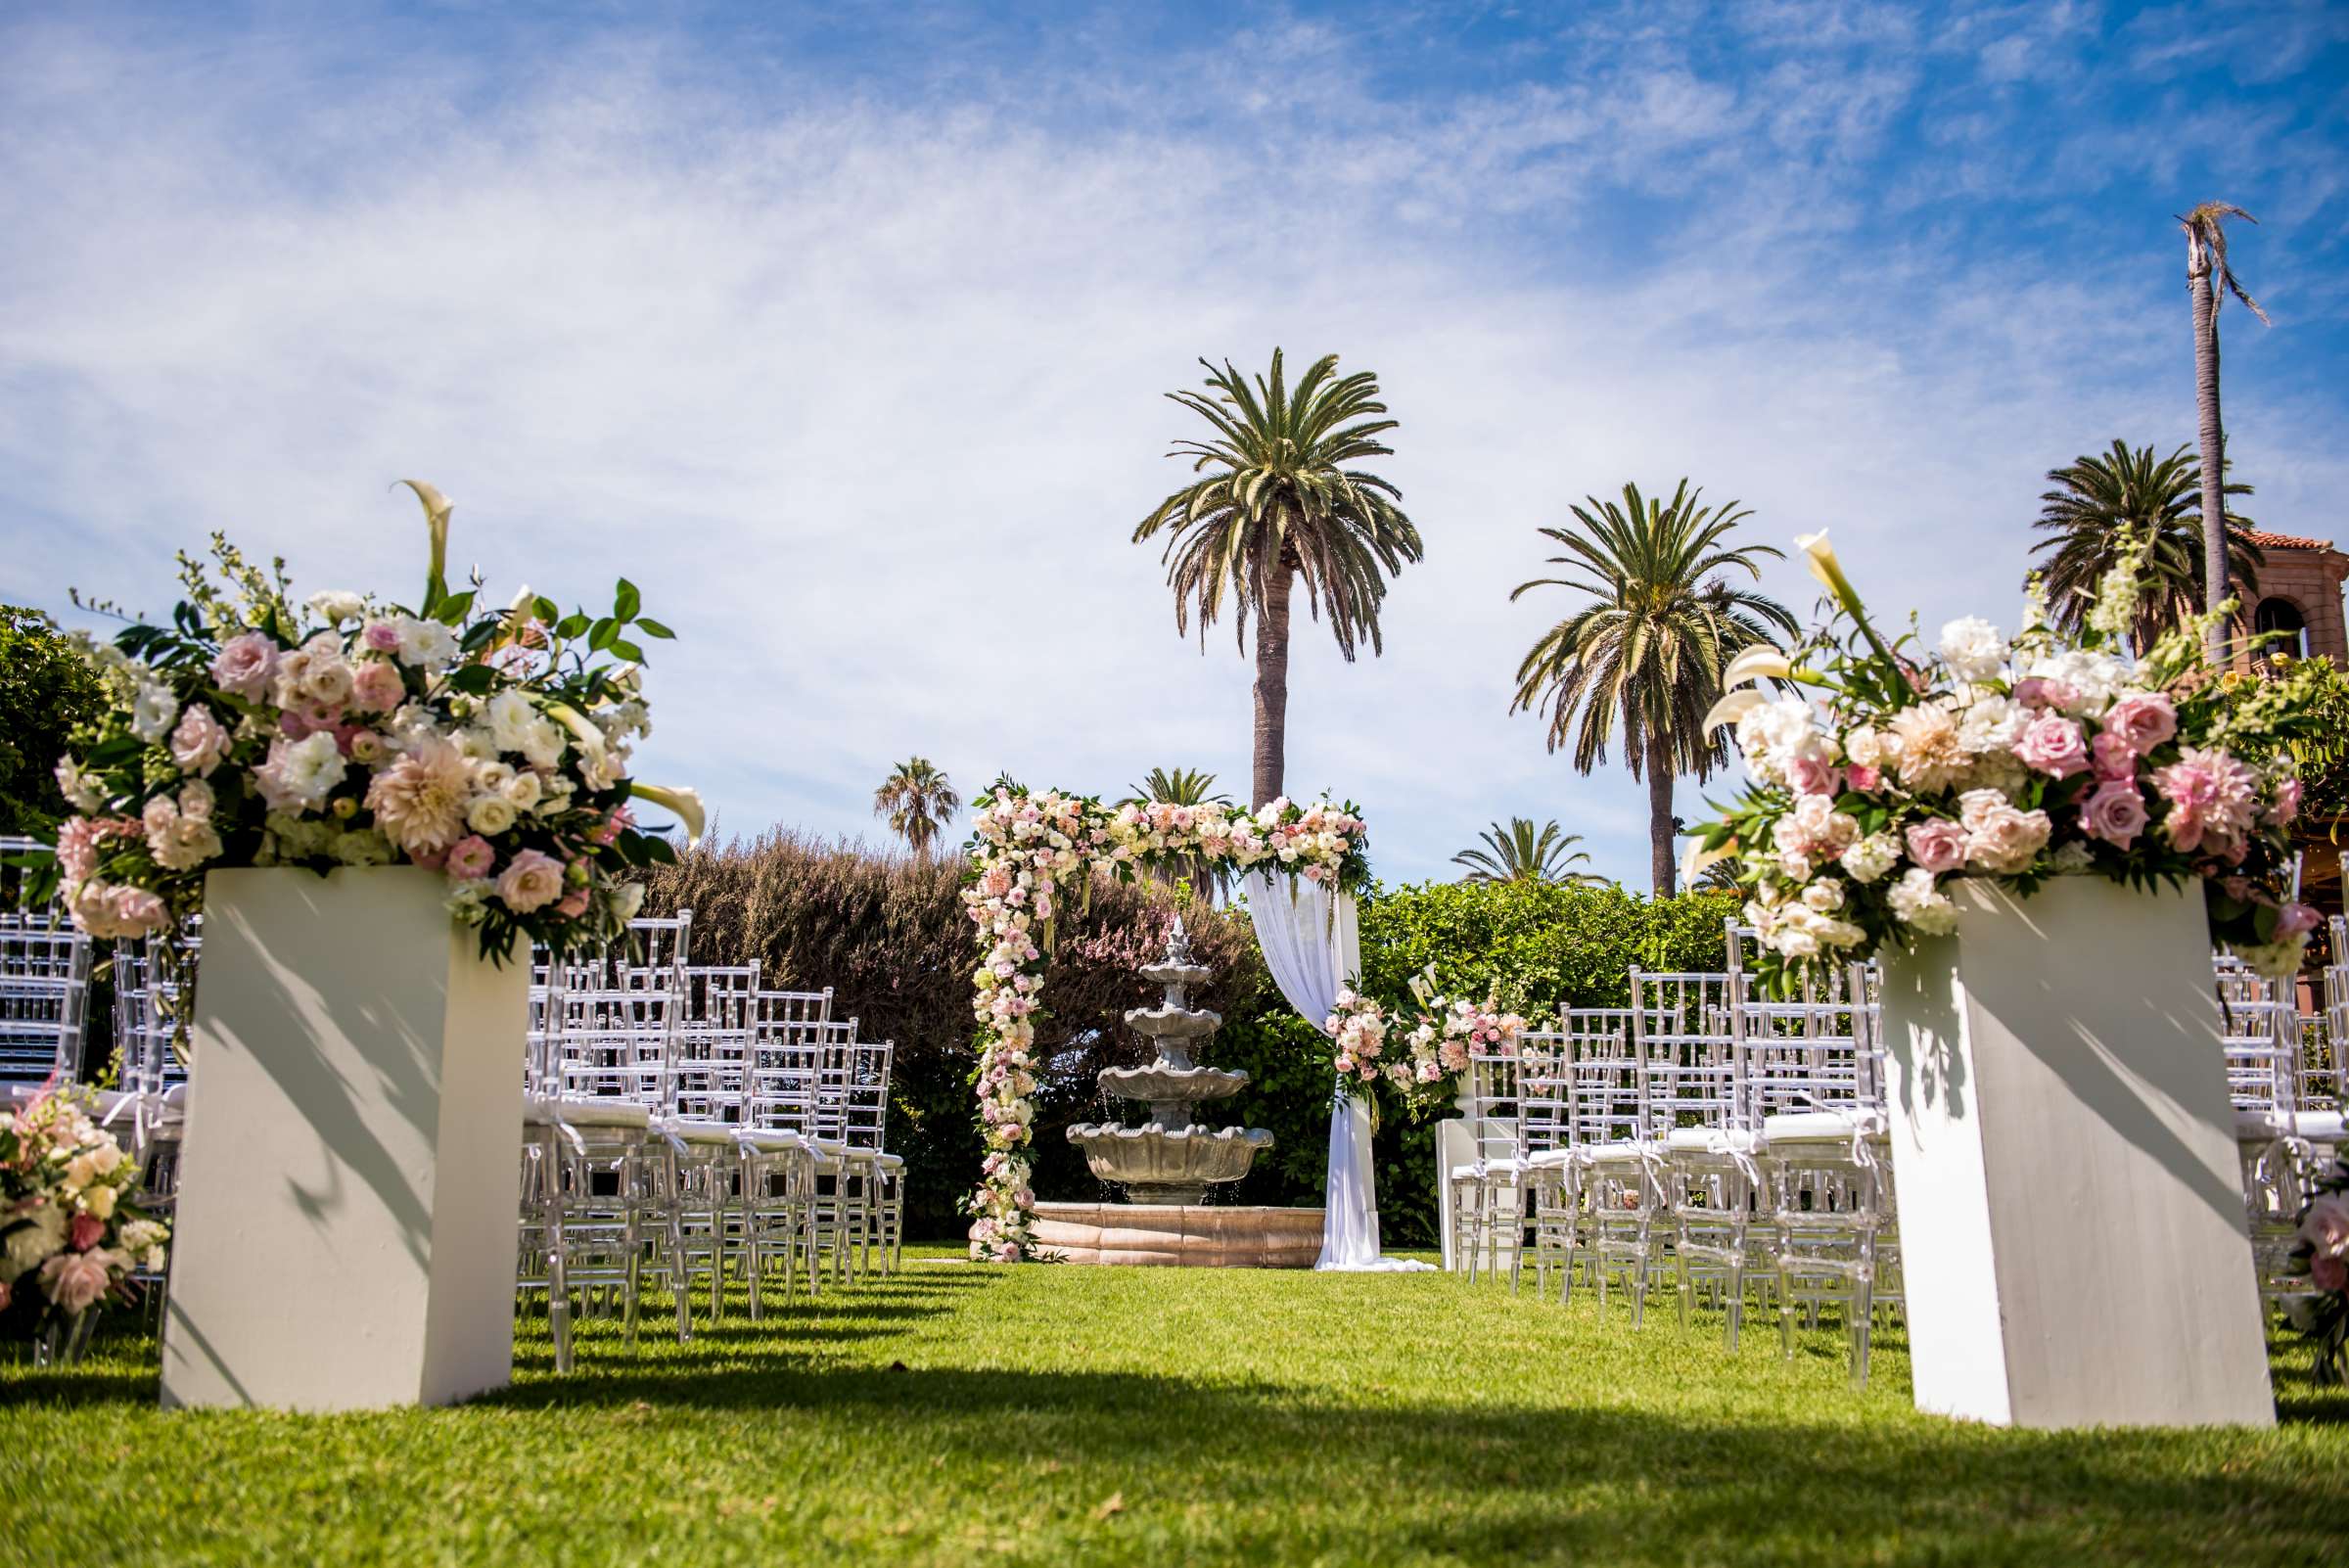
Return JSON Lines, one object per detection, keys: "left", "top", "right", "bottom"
{"left": 161, "top": 866, "right": 527, "bottom": 1411}
{"left": 1879, "top": 877, "right": 2273, "bottom": 1429}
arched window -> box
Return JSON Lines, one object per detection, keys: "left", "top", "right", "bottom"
{"left": 2254, "top": 597, "right": 2308, "bottom": 663}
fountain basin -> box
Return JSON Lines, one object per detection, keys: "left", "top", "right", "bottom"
{"left": 1033, "top": 1202, "right": 1323, "bottom": 1268}
{"left": 1095, "top": 1063, "right": 1249, "bottom": 1103}
{"left": 1066, "top": 1122, "right": 1274, "bottom": 1204}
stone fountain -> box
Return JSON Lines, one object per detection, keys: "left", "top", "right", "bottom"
{"left": 1037, "top": 919, "right": 1317, "bottom": 1266}
{"left": 1066, "top": 917, "right": 1273, "bottom": 1203}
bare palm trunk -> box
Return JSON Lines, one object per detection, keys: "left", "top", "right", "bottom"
{"left": 1252, "top": 562, "right": 1294, "bottom": 808}
{"left": 2189, "top": 231, "right": 2230, "bottom": 662}
{"left": 1646, "top": 729, "right": 1677, "bottom": 898}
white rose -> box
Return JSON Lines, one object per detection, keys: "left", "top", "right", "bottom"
{"left": 471, "top": 761, "right": 516, "bottom": 795}
{"left": 484, "top": 691, "right": 538, "bottom": 755}
{"left": 306, "top": 590, "right": 367, "bottom": 626}
{"left": 609, "top": 882, "right": 647, "bottom": 924}
{"left": 392, "top": 617, "right": 460, "bottom": 672}
{"left": 504, "top": 770, "right": 543, "bottom": 808}
{"left": 1838, "top": 831, "right": 1901, "bottom": 885}
{"left": 83, "top": 1183, "right": 116, "bottom": 1220}
{"left": 1801, "top": 878, "right": 1845, "bottom": 912}
{"left": 466, "top": 794, "right": 518, "bottom": 836}
{"left": 519, "top": 718, "right": 565, "bottom": 769}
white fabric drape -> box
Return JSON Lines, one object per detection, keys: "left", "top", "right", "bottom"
{"left": 1241, "top": 871, "right": 1434, "bottom": 1273}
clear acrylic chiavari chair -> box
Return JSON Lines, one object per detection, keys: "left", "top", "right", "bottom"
{"left": 1447, "top": 1044, "right": 1526, "bottom": 1286}
{"left": 0, "top": 836, "right": 92, "bottom": 1099}
{"left": 739, "top": 987, "right": 833, "bottom": 1308}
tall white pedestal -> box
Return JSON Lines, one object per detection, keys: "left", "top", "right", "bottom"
{"left": 1879, "top": 877, "right": 2273, "bottom": 1429}
{"left": 161, "top": 866, "right": 527, "bottom": 1411}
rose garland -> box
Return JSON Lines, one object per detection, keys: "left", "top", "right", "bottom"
{"left": 2286, "top": 1159, "right": 2349, "bottom": 1384}
{"left": 36, "top": 483, "right": 704, "bottom": 975}
{"left": 0, "top": 1087, "right": 169, "bottom": 1338}
{"left": 961, "top": 783, "right": 1369, "bottom": 1261}
{"left": 1327, "top": 969, "right": 1527, "bottom": 1110}
{"left": 1686, "top": 530, "right": 2321, "bottom": 992}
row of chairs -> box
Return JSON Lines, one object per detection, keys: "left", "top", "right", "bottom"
{"left": 1449, "top": 920, "right": 2349, "bottom": 1387}
{"left": 1, "top": 845, "right": 903, "bottom": 1374}
{"left": 519, "top": 910, "right": 905, "bottom": 1371}
{"left": 1450, "top": 931, "right": 1897, "bottom": 1384}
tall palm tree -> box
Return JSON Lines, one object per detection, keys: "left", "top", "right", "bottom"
{"left": 872, "top": 757, "right": 960, "bottom": 855}
{"left": 1134, "top": 349, "right": 1424, "bottom": 807}
{"left": 1510, "top": 481, "right": 1795, "bottom": 898}
{"left": 1127, "top": 766, "right": 1233, "bottom": 900}
{"left": 2027, "top": 439, "right": 2260, "bottom": 649}
{"left": 1451, "top": 818, "right": 1605, "bottom": 886}
{"left": 2180, "top": 202, "right": 2270, "bottom": 655}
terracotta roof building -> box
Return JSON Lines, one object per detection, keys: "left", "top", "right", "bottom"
{"left": 2232, "top": 530, "right": 2349, "bottom": 669}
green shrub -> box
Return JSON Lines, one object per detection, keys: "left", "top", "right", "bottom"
{"left": 650, "top": 835, "right": 1738, "bottom": 1245}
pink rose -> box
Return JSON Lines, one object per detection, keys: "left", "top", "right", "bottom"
{"left": 167, "top": 706, "right": 232, "bottom": 776}
{"left": 2014, "top": 714, "right": 2089, "bottom": 779}
{"left": 2300, "top": 1195, "right": 2349, "bottom": 1260}
{"left": 443, "top": 835, "right": 495, "bottom": 880}
{"left": 2089, "top": 731, "right": 2136, "bottom": 781}
{"left": 209, "top": 631, "right": 278, "bottom": 701}
{"left": 108, "top": 887, "right": 169, "bottom": 937}
{"left": 56, "top": 815, "right": 107, "bottom": 883}
{"left": 494, "top": 849, "right": 566, "bottom": 913}
{"left": 554, "top": 888, "right": 591, "bottom": 919}
{"left": 2103, "top": 692, "right": 2179, "bottom": 757}
{"left": 1905, "top": 819, "right": 1967, "bottom": 875}
{"left": 2080, "top": 780, "right": 2148, "bottom": 849}
{"left": 350, "top": 661, "right": 404, "bottom": 714}
{"left": 362, "top": 621, "right": 401, "bottom": 653}
{"left": 1845, "top": 763, "right": 1881, "bottom": 793}
{"left": 2278, "top": 902, "right": 2322, "bottom": 940}
{"left": 1785, "top": 755, "right": 1837, "bottom": 797}
{"left": 2269, "top": 776, "right": 2303, "bottom": 827}
{"left": 2317, "top": 1254, "right": 2348, "bottom": 1293}
{"left": 69, "top": 1211, "right": 104, "bottom": 1252}
{"left": 38, "top": 1247, "right": 117, "bottom": 1314}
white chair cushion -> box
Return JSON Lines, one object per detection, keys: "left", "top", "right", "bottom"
{"left": 738, "top": 1128, "right": 806, "bottom": 1154}
{"left": 1761, "top": 1109, "right": 1884, "bottom": 1145}
{"left": 1665, "top": 1126, "right": 1762, "bottom": 1155}
{"left": 2293, "top": 1111, "right": 2345, "bottom": 1145}
{"left": 666, "top": 1115, "right": 741, "bottom": 1147}
{"left": 2235, "top": 1108, "right": 2290, "bottom": 1141}
{"left": 526, "top": 1094, "right": 651, "bottom": 1130}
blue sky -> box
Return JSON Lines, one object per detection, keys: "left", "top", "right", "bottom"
{"left": 4, "top": 1, "right": 2346, "bottom": 885}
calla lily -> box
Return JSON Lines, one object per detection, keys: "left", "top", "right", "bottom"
{"left": 1721, "top": 645, "right": 1793, "bottom": 690}
{"left": 1701, "top": 687, "right": 1770, "bottom": 733}
{"left": 398, "top": 479, "right": 453, "bottom": 594}
{"left": 1793, "top": 530, "right": 1895, "bottom": 662}
{"left": 630, "top": 782, "right": 706, "bottom": 849}
{"left": 543, "top": 702, "right": 608, "bottom": 767}
{"left": 1681, "top": 837, "right": 1737, "bottom": 887}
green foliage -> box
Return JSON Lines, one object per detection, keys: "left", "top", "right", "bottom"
{"left": 1450, "top": 817, "right": 1603, "bottom": 886}
{"left": 0, "top": 607, "right": 109, "bottom": 836}
{"left": 2025, "top": 439, "right": 2259, "bottom": 646}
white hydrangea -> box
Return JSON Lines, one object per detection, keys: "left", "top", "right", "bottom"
{"left": 1938, "top": 618, "right": 2006, "bottom": 682}
{"left": 1885, "top": 867, "right": 1958, "bottom": 935}
{"left": 1838, "top": 832, "right": 1902, "bottom": 885}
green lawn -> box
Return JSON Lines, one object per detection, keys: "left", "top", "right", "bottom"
{"left": 6, "top": 1251, "right": 2346, "bottom": 1566}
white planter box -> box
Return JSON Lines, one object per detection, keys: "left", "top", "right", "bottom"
{"left": 161, "top": 866, "right": 527, "bottom": 1411}
{"left": 1880, "top": 877, "right": 2273, "bottom": 1428}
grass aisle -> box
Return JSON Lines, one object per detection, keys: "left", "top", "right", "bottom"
{"left": 6, "top": 1249, "right": 2346, "bottom": 1566}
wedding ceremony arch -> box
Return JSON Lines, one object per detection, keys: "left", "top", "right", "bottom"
{"left": 959, "top": 782, "right": 1370, "bottom": 1261}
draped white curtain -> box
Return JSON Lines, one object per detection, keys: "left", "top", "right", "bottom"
{"left": 1241, "top": 871, "right": 1434, "bottom": 1272}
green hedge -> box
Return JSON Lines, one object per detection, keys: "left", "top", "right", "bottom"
{"left": 651, "top": 837, "right": 1737, "bottom": 1246}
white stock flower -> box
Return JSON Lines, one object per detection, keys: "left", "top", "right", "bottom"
{"left": 1839, "top": 831, "right": 1901, "bottom": 885}
{"left": 130, "top": 681, "right": 179, "bottom": 744}
{"left": 1937, "top": 618, "right": 2006, "bottom": 682}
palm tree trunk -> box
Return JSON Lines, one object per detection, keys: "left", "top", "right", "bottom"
{"left": 1252, "top": 561, "right": 1294, "bottom": 808}
{"left": 2189, "top": 230, "right": 2230, "bottom": 663}
{"left": 1645, "top": 729, "right": 1677, "bottom": 898}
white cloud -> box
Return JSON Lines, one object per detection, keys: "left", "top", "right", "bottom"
{"left": 1, "top": 10, "right": 2343, "bottom": 888}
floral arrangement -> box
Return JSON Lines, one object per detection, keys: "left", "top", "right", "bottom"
{"left": 1686, "top": 531, "right": 2320, "bottom": 991}
{"left": 1, "top": 1087, "right": 169, "bottom": 1337}
{"left": 2285, "top": 1159, "right": 2349, "bottom": 1383}
{"left": 35, "top": 483, "right": 703, "bottom": 969}
{"left": 1327, "top": 968, "right": 1527, "bottom": 1102}
{"left": 962, "top": 783, "right": 1369, "bottom": 1261}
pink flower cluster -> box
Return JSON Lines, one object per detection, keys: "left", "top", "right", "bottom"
{"left": 0, "top": 1087, "right": 167, "bottom": 1322}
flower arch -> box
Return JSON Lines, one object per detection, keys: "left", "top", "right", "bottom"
{"left": 960, "top": 783, "right": 1369, "bottom": 1260}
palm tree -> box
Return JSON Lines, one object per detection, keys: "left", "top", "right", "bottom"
{"left": 2027, "top": 440, "right": 2260, "bottom": 649}
{"left": 1451, "top": 818, "right": 1605, "bottom": 886}
{"left": 1510, "top": 481, "right": 1796, "bottom": 897}
{"left": 1127, "top": 766, "right": 1233, "bottom": 900}
{"left": 872, "top": 757, "right": 960, "bottom": 855}
{"left": 1134, "top": 349, "right": 1424, "bottom": 807}
{"left": 2180, "top": 202, "right": 2271, "bottom": 655}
